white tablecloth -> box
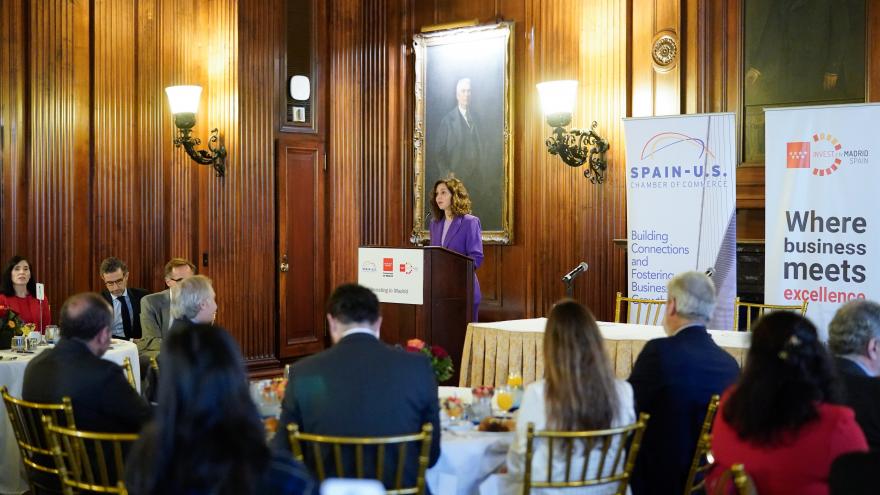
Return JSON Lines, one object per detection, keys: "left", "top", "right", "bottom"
{"left": 428, "top": 387, "right": 514, "bottom": 495}
{"left": 427, "top": 430, "right": 513, "bottom": 495}
{"left": 0, "top": 339, "right": 140, "bottom": 495}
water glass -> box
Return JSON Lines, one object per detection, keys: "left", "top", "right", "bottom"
{"left": 26, "top": 332, "right": 40, "bottom": 350}
{"left": 11, "top": 335, "right": 25, "bottom": 352}
{"left": 45, "top": 325, "right": 60, "bottom": 344}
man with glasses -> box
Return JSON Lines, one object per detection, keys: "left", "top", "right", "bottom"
{"left": 99, "top": 257, "right": 148, "bottom": 340}
{"left": 137, "top": 258, "right": 196, "bottom": 359}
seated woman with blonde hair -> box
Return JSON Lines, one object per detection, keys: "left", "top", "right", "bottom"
{"left": 482, "top": 300, "right": 635, "bottom": 495}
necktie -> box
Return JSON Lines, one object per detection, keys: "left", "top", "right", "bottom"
{"left": 119, "top": 295, "right": 132, "bottom": 337}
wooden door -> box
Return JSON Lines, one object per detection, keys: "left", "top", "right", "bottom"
{"left": 277, "top": 138, "right": 326, "bottom": 357}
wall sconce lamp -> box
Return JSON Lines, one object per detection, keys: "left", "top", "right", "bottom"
{"left": 165, "top": 85, "right": 227, "bottom": 177}
{"left": 536, "top": 80, "right": 609, "bottom": 184}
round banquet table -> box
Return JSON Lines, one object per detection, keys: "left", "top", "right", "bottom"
{"left": 0, "top": 339, "right": 140, "bottom": 495}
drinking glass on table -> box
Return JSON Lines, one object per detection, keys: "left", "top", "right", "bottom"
{"left": 506, "top": 372, "right": 524, "bottom": 410}
{"left": 495, "top": 386, "right": 515, "bottom": 417}
{"left": 45, "top": 325, "right": 60, "bottom": 345}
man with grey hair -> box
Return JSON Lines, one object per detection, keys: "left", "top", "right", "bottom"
{"left": 828, "top": 299, "right": 880, "bottom": 450}
{"left": 628, "top": 271, "right": 740, "bottom": 495}
{"left": 169, "top": 275, "right": 217, "bottom": 332}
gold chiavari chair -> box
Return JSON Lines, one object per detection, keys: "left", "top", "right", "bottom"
{"left": 149, "top": 356, "right": 159, "bottom": 376}
{"left": 121, "top": 357, "right": 137, "bottom": 389}
{"left": 43, "top": 417, "right": 139, "bottom": 495}
{"left": 732, "top": 297, "right": 809, "bottom": 331}
{"left": 1, "top": 386, "right": 76, "bottom": 494}
{"left": 522, "top": 412, "right": 650, "bottom": 495}
{"left": 710, "top": 463, "right": 757, "bottom": 495}
{"left": 684, "top": 394, "right": 721, "bottom": 494}
{"left": 288, "top": 423, "right": 433, "bottom": 495}
{"left": 614, "top": 292, "right": 667, "bottom": 325}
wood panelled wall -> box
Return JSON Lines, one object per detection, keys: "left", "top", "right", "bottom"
{"left": 331, "top": 0, "right": 632, "bottom": 324}
{"left": 0, "top": 0, "right": 284, "bottom": 367}
{"left": 6, "top": 0, "right": 877, "bottom": 364}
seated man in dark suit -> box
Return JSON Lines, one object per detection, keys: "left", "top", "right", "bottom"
{"left": 628, "top": 271, "right": 740, "bottom": 495}
{"left": 22, "top": 292, "right": 151, "bottom": 492}
{"left": 22, "top": 292, "right": 152, "bottom": 432}
{"left": 99, "top": 257, "right": 148, "bottom": 341}
{"left": 272, "top": 283, "right": 440, "bottom": 486}
{"left": 828, "top": 299, "right": 880, "bottom": 451}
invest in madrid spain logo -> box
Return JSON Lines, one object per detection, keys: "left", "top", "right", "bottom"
{"left": 786, "top": 132, "right": 843, "bottom": 176}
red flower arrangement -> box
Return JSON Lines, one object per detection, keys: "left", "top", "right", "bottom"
{"left": 0, "top": 305, "right": 25, "bottom": 335}
{"left": 0, "top": 305, "right": 26, "bottom": 350}
{"left": 406, "top": 338, "right": 454, "bottom": 382}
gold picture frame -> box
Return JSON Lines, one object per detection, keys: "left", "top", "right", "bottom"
{"left": 411, "top": 22, "right": 514, "bottom": 245}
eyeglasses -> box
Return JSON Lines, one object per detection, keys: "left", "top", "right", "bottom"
{"left": 104, "top": 279, "right": 125, "bottom": 287}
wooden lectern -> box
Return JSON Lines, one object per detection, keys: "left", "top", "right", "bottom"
{"left": 357, "top": 246, "right": 474, "bottom": 384}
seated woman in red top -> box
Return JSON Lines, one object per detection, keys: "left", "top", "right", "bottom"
{"left": 708, "top": 312, "right": 867, "bottom": 495}
{"left": 0, "top": 255, "right": 51, "bottom": 332}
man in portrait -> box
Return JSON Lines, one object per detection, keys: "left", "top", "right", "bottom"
{"left": 429, "top": 77, "right": 500, "bottom": 230}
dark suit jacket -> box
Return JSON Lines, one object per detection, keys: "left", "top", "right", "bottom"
{"left": 627, "top": 324, "right": 740, "bottom": 495}
{"left": 272, "top": 333, "right": 441, "bottom": 486}
{"left": 101, "top": 287, "right": 149, "bottom": 340}
{"left": 21, "top": 338, "right": 152, "bottom": 433}
{"left": 436, "top": 106, "right": 484, "bottom": 184}
{"left": 830, "top": 451, "right": 880, "bottom": 495}
{"left": 834, "top": 356, "right": 880, "bottom": 451}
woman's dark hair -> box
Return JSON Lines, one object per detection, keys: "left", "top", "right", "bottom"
{"left": 722, "top": 311, "right": 841, "bottom": 445}
{"left": 0, "top": 255, "right": 36, "bottom": 296}
{"left": 543, "top": 300, "right": 618, "bottom": 431}
{"left": 126, "top": 324, "right": 269, "bottom": 495}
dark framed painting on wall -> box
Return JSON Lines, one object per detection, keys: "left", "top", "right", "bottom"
{"left": 743, "top": 0, "right": 866, "bottom": 164}
{"left": 411, "top": 22, "right": 514, "bottom": 245}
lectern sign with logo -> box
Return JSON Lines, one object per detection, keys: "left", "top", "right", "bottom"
{"left": 358, "top": 248, "right": 425, "bottom": 304}
{"left": 765, "top": 103, "right": 880, "bottom": 338}
{"left": 356, "top": 246, "right": 475, "bottom": 384}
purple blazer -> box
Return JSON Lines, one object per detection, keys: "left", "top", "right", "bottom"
{"left": 429, "top": 214, "right": 484, "bottom": 307}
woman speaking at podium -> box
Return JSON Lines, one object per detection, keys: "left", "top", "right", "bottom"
{"left": 429, "top": 177, "right": 484, "bottom": 321}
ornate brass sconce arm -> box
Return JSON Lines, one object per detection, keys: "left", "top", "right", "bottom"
{"left": 545, "top": 121, "right": 610, "bottom": 184}
{"left": 172, "top": 112, "right": 227, "bottom": 177}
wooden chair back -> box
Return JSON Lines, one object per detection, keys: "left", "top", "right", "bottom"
{"left": 1, "top": 385, "right": 75, "bottom": 492}
{"left": 684, "top": 394, "right": 721, "bottom": 494}
{"left": 732, "top": 297, "right": 809, "bottom": 331}
{"left": 288, "top": 423, "right": 433, "bottom": 495}
{"left": 522, "top": 412, "right": 650, "bottom": 495}
{"left": 43, "top": 417, "right": 138, "bottom": 495}
{"left": 121, "top": 357, "right": 137, "bottom": 389}
{"left": 614, "top": 292, "right": 667, "bottom": 325}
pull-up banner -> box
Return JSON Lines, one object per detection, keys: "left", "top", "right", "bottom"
{"left": 623, "top": 113, "right": 737, "bottom": 330}
{"left": 765, "top": 103, "right": 880, "bottom": 339}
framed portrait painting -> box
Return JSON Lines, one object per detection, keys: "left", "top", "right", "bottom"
{"left": 412, "top": 22, "right": 514, "bottom": 244}
{"left": 742, "top": 0, "right": 866, "bottom": 164}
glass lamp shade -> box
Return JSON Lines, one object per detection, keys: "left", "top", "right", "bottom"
{"left": 536, "top": 80, "right": 578, "bottom": 118}
{"left": 290, "top": 75, "right": 311, "bottom": 101}
{"left": 165, "top": 85, "right": 202, "bottom": 115}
